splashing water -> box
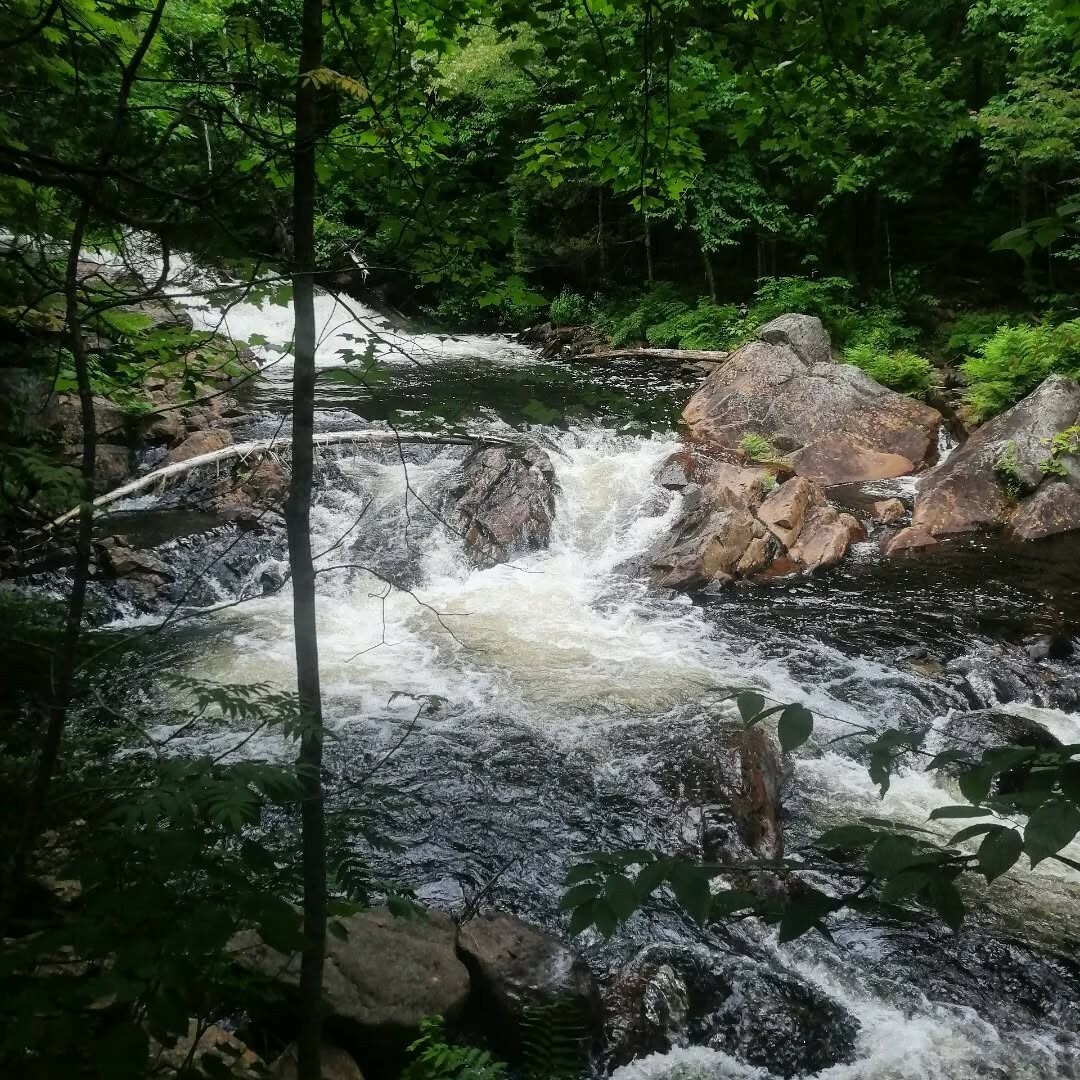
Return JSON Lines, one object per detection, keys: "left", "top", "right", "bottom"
{"left": 94, "top": 265, "right": 1080, "bottom": 1079}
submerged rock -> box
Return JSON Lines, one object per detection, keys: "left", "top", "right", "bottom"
{"left": 230, "top": 907, "right": 470, "bottom": 1071}
{"left": 945, "top": 643, "right": 1080, "bottom": 712}
{"left": 445, "top": 444, "right": 558, "bottom": 565}
{"left": 904, "top": 375, "right": 1080, "bottom": 545}
{"left": 682, "top": 314, "right": 941, "bottom": 485}
{"left": 607, "top": 943, "right": 859, "bottom": 1078}
{"left": 457, "top": 911, "right": 601, "bottom": 1062}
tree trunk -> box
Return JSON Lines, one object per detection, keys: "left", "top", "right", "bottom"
{"left": 289, "top": 1, "right": 327, "bottom": 1076}
{"left": 644, "top": 216, "right": 654, "bottom": 286}
{"left": 1, "top": 215, "right": 95, "bottom": 927}
{"left": 598, "top": 187, "right": 607, "bottom": 278}
{"left": 1, "top": 0, "right": 168, "bottom": 929}
{"left": 701, "top": 245, "right": 717, "bottom": 303}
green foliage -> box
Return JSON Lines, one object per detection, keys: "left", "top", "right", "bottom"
{"left": 600, "top": 285, "right": 692, "bottom": 349}
{"left": 563, "top": 687, "right": 1080, "bottom": 944}
{"left": 844, "top": 344, "right": 935, "bottom": 396}
{"left": 549, "top": 288, "right": 588, "bottom": 327}
{"left": 942, "top": 312, "right": 1029, "bottom": 360}
{"left": 750, "top": 277, "right": 855, "bottom": 339}
{"left": 402, "top": 1017, "right": 507, "bottom": 1080}
{"left": 520, "top": 1000, "right": 591, "bottom": 1080}
{"left": 1040, "top": 424, "right": 1080, "bottom": 475}
{"left": 739, "top": 432, "right": 783, "bottom": 463}
{"left": 994, "top": 440, "right": 1023, "bottom": 500}
{"left": 646, "top": 301, "right": 744, "bottom": 351}
{"left": 961, "top": 320, "right": 1080, "bottom": 421}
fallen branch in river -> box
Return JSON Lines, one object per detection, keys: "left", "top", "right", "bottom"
{"left": 563, "top": 347, "right": 729, "bottom": 364}
{"left": 50, "top": 429, "right": 517, "bottom": 530}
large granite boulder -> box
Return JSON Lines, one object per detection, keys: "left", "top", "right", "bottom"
{"left": 230, "top": 907, "right": 470, "bottom": 1072}
{"left": 445, "top": 444, "right": 558, "bottom": 565}
{"left": 891, "top": 375, "right": 1080, "bottom": 550}
{"left": 644, "top": 451, "right": 862, "bottom": 588}
{"left": 456, "top": 911, "right": 601, "bottom": 1063}
{"left": 682, "top": 315, "right": 941, "bottom": 486}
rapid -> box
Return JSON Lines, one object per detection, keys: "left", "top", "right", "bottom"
{"left": 89, "top": 277, "right": 1080, "bottom": 1079}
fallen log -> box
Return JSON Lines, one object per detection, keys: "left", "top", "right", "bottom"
{"left": 563, "top": 347, "right": 729, "bottom": 364}
{"left": 50, "top": 429, "right": 517, "bottom": 529}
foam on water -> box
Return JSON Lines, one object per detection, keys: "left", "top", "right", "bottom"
{"left": 112, "top": 249, "right": 1080, "bottom": 1079}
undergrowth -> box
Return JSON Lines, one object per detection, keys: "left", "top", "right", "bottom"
{"left": 961, "top": 320, "right": 1080, "bottom": 421}
{"left": 843, "top": 343, "right": 934, "bottom": 397}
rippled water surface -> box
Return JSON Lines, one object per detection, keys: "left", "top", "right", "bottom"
{"left": 94, "top": 283, "right": 1080, "bottom": 1079}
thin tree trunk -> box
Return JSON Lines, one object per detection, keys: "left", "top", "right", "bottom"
{"left": 701, "top": 246, "right": 717, "bottom": 303}
{"left": 885, "top": 216, "right": 894, "bottom": 295}
{"left": 597, "top": 187, "right": 607, "bottom": 278}
{"left": 1, "top": 0, "right": 168, "bottom": 928}
{"left": 1, "top": 217, "right": 95, "bottom": 926}
{"left": 289, "top": 0, "right": 327, "bottom": 1076}
{"left": 644, "top": 216, "right": 654, "bottom": 286}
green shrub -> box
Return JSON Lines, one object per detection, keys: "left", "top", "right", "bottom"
{"left": 602, "top": 284, "right": 690, "bottom": 347}
{"left": 844, "top": 343, "right": 934, "bottom": 397}
{"left": 748, "top": 276, "right": 854, "bottom": 340}
{"left": 941, "top": 312, "right": 1027, "bottom": 361}
{"left": 402, "top": 1017, "right": 507, "bottom": 1080}
{"left": 845, "top": 305, "right": 920, "bottom": 351}
{"left": 647, "top": 300, "right": 745, "bottom": 351}
{"left": 549, "top": 287, "right": 588, "bottom": 326}
{"left": 994, "top": 440, "right": 1022, "bottom": 500}
{"left": 740, "top": 432, "right": 783, "bottom": 462}
{"left": 961, "top": 320, "right": 1080, "bottom": 421}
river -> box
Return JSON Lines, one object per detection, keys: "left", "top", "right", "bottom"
{"left": 86, "top": 280, "right": 1080, "bottom": 1078}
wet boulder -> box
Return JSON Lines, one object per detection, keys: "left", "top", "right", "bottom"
{"left": 165, "top": 428, "right": 233, "bottom": 465}
{"left": 904, "top": 375, "right": 1080, "bottom": 545}
{"left": 658, "top": 724, "right": 786, "bottom": 865}
{"left": 93, "top": 444, "right": 133, "bottom": 494}
{"left": 94, "top": 535, "right": 175, "bottom": 603}
{"left": 945, "top": 642, "right": 1080, "bottom": 712}
{"left": 834, "top": 921, "right": 1080, "bottom": 1037}
{"left": 607, "top": 943, "right": 859, "bottom": 1078}
{"left": 934, "top": 709, "right": 1062, "bottom": 793}
{"left": 45, "top": 393, "right": 130, "bottom": 447}
{"left": 644, "top": 451, "right": 861, "bottom": 589}
{"left": 213, "top": 453, "right": 289, "bottom": 525}
{"left": 456, "top": 911, "right": 602, "bottom": 1062}
{"left": 682, "top": 315, "right": 941, "bottom": 485}
{"left": 230, "top": 907, "right": 471, "bottom": 1073}
{"left": 445, "top": 444, "right": 558, "bottom": 566}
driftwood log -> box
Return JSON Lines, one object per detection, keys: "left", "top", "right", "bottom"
{"left": 51, "top": 429, "right": 517, "bottom": 529}
{"left": 563, "top": 347, "right": 729, "bottom": 364}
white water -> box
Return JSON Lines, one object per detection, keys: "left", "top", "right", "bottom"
{"left": 152, "top": 425, "right": 1080, "bottom": 1079}
{"left": 133, "top": 265, "right": 1080, "bottom": 1079}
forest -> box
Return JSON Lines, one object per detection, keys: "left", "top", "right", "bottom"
{"left": 2, "top": 0, "right": 1080, "bottom": 1078}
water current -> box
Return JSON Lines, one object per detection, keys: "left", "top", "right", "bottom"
{"left": 89, "top": 277, "right": 1080, "bottom": 1079}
